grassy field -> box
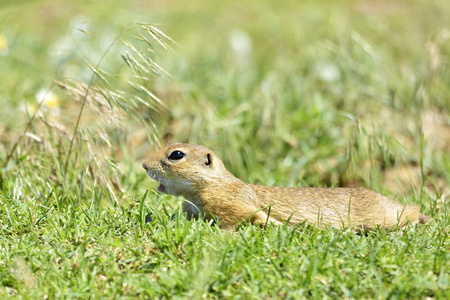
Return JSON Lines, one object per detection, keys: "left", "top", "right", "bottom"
{"left": 1, "top": 0, "right": 450, "bottom": 298}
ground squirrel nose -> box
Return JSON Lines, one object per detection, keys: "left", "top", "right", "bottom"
{"left": 142, "top": 161, "right": 148, "bottom": 171}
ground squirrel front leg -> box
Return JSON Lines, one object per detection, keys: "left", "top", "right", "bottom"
{"left": 182, "top": 201, "right": 203, "bottom": 220}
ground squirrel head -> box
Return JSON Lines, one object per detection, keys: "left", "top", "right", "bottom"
{"left": 142, "top": 143, "right": 237, "bottom": 197}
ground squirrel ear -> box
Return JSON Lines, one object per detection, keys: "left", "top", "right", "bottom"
{"left": 204, "top": 153, "right": 212, "bottom": 167}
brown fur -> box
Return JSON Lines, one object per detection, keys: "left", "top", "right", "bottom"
{"left": 142, "top": 143, "right": 431, "bottom": 230}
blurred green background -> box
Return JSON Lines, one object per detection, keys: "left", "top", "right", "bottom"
{"left": 1, "top": 0, "right": 449, "bottom": 195}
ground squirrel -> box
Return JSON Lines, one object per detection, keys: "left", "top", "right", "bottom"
{"left": 142, "top": 143, "right": 430, "bottom": 230}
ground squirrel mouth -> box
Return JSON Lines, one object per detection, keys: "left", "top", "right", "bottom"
{"left": 146, "top": 171, "right": 167, "bottom": 193}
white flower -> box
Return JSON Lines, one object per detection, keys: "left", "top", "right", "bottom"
{"left": 36, "top": 89, "right": 59, "bottom": 109}
{"left": 35, "top": 89, "right": 60, "bottom": 115}
{"left": 314, "top": 62, "right": 341, "bottom": 82}
{"left": 229, "top": 29, "right": 252, "bottom": 67}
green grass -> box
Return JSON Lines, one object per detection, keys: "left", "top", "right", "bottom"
{"left": 1, "top": 0, "right": 450, "bottom": 298}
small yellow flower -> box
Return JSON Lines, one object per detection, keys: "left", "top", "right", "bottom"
{"left": 0, "top": 34, "right": 8, "bottom": 55}
{"left": 35, "top": 89, "right": 60, "bottom": 116}
{"left": 44, "top": 92, "right": 59, "bottom": 109}
{"left": 36, "top": 89, "right": 60, "bottom": 109}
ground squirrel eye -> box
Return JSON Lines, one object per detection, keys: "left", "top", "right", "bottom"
{"left": 168, "top": 150, "right": 185, "bottom": 161}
